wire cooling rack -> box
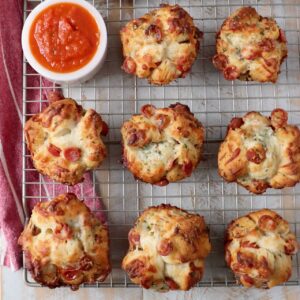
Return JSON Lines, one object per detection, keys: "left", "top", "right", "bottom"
{"left": 22, "top": 0, "right": 300, "bottom": 288}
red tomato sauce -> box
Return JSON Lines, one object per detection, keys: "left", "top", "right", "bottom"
{"left": 29, "top": 3, "right": 100, "bottom": 73}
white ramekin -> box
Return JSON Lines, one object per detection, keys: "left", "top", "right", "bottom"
{"left": 22, "top": 0, "right": 107, "bottom": 84}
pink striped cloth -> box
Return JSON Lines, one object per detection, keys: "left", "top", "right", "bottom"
{"left": 0, "top": 1, "right": 104, "bottom": 270}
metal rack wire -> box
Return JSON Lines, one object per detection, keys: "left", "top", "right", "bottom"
{"left": 23, "top": 0, "right": 300, "bottom": 288}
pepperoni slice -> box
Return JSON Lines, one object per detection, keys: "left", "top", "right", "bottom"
{"left": 271, "top": 108, "right": 288, "bottom": 129}
{"left": 141, "top": 104, "right": 156, "bottom": 118}
{"left": 237, "top": 251, "right": 254, "bottom": 268}
{"left": 212, "top": 54, "right": 228, "bottom": 70}
{"left": 80, "top": 256, "right": 93, "bottom": 271}
{"left": 128, "top": 229, "right": 140, "bottom": 246}
{"left": 101, "top": 121, "right": 109, "bottom": 136}
{"left": 48, "top": 144, "right": 61, "bottom": 157}
{"left": 157, "top": 239, "right": 173, "bottom": 256}
{"left": 182, "top": 161, "right": 193, "bottom": 176}
{"left": 228, "top": 117, "right": 244, "bottom": 130}
{"left": 284, "top": 239, "right": 298, "bottom": 255}
{"left": 241, "top": 240, "right": 259, "bottom": 249}
{"left": 64, "top": 147, "right": 81, "bottom": 162}
{"left": 145, "top": 24, "right": 162, "bottom": 42}
{"left": 246, "top": 147, "right": 266, "bottom": 164}
{"left": 154, "top": 179, "right": 169, "bottom": 186}
{"left": 223, "top": 66, "right": 239, "bottom": 80}
{"left": 165, "top": 277, "right": 179, "bottom": 290}
{"left": 258, "top": 215, "right": 277, "bottom": 231}
{"left": 241, "top": 274, "right": 254, "bottom": 286}
{"left": 126, "top": 259, "right": 145, "bottom": 278}
{"left": 122, "top": 57, "right": 136, "bottom": 74}
{"left": 259, "top": 39, "right": 275, "bottom": 52}
{"left": 279, "top": 29, "right": 287, "bottom": 43}
{"left": 61, "top": 268, "right": 80, "bottom": 281}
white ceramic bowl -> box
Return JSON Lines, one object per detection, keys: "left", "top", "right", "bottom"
{"left": 22, "top": 0, "right": 107, "bottom": 84}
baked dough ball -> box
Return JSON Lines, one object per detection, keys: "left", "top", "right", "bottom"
{"left": 121, "top": 103, "right": 204, "bottom": 185}
{"left": 25, "top": 98, "right": 108, "bottom": 185}
{"left": 18, "top": 193, "right": 110, "bottom": 290}
{"left": 225, "top": 209, "right": 298, "bottom": 288}
{"left": 120, "top": 4, "right": 202, "bottom": 85}
{"left": 213, "top": 6, "right": 287, "bottom": 82}
{"left": 218, "top": 109, "right": 300, "bottom": 194}
{"left": 122, "top": 204, "right": 211, "bottom": 291}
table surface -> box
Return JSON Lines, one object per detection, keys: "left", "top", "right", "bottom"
{"left": 1, "top": 267, "right": 299, "bottom": 300}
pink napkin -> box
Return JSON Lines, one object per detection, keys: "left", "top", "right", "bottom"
{"left": 0, "top": 0, "right": 105, "bottom": 271}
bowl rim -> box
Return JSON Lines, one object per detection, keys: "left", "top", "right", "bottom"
{"left": 22, "top": 0, "right": 107, "bottom": 82}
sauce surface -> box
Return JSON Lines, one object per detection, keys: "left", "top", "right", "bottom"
{"left": 30, "top": 3, "right": 100, "bottom": 73}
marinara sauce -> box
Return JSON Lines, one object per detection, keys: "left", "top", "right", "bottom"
{"left": 29, "top": 3, "right": 100, "bottom": 73}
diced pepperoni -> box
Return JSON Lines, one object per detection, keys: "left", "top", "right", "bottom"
{"left": 229, "top": 19, "right": 242, "bottom": 31}
{"left": 165, "top": 277, "right": 179, "bottom": 290}
{"left": 258, "top": 215, "right": 277, "bottom": 231}
{"left": 246, "top": 147, "right": 266, "bottom": 164}
{"left": 141, "top": 104, "right": 156, "bottom": 118}
{"left": 225, "top": 249, "right": 232, "bottom": 265}
{"left": 228, "top": 117, "right": 244, "bottom": 130}
{"left": 155, "top": 114, "right": 170, "bottom": 130}
{"left": 80, "top": 256, "right": 93, "bottom": 271}
{"left": 157, "top": 239, "right": 173, "bottom": 256}
{"left": 264, "top": 57, "right": 277, "bottom": 69}
{"left": 101, "top": 121, "right": 109, "bottom": 136}
{"left": 252, "top": 180, "right": 269, "bottom": 194}
{"left": 61, "top": 268, "right": 80, "bottom": 281}
{"left": 64, "top": 147, "right": 81, "bottom": 162}
{"left": 182, "top": 161, "right": 193, "bottom": 176}
{"left": 154, "top": 179, "right": 169, "bottom": 186}
{"left": 213, "top": 54, "right": 228, "bottom": 70}
{"left": 128, "top": 133, "right": 138, "bottom": 145}
{"left": 223, "top": 66, "right": 239, "bottom": 80}
{"left": 271, "top": 108, "right": 288, "bottom": 129}
{"left": 279, "top": 29, "right": 287, "bottom": 43}
{"left": 225, "top": 148, "right": 241, "bottom": 165}
{"left": 128, "top": 229, "right": 140, "bottom": 246}
{"left": 241, "top": 274, "right": 254, "bottom": 286}
{"left": 145, "top": 24, "right": 162, "bottom": 42}
{"left": 284, "top": 239, "right": 298, "bottom": 255}
{"left": 168, "top": 18, "right": 181, "bottom": 33}
{"left": 122, "top": 57, "right": 136, "bottom": 74}
{"left": 259, "top": 38, "right": 275, "bottom": 52}
{"left": 48, "top": 144, "right": 61, "bottom": 157}
{"left": 126, "top": 259, "right": 145, "bottom": 278}
{"left": 54, "top": 223, "right": 72, "bottom": 239}
{"left": 237, "top": 251, "right": 254, "bottom": 268}
{"left": 241, "top": 240, "right": 259, "bottom": 249}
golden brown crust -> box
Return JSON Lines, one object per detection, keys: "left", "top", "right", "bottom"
{"left": 225, "top": 209, "right": 298, "bottom": 288}
{"left": 18, "top": 193, "right": 110, "bottom": 290}
{"left": 120, "top": 4, "right": 202, "bottom": 85}
{"left": 24, "top": 99, "right": 107, "bottom": 185}
{"left": 121, "top": 103, "right": 204, "bottom": 185}
{"left": 213, "top": 7, "right": 287, "bottom": 82}
{"left": 218, "top": 109, "right": 300, "bottom": 194}
{"left": 122, "top": 204, "right": 211, "bottom": 291}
